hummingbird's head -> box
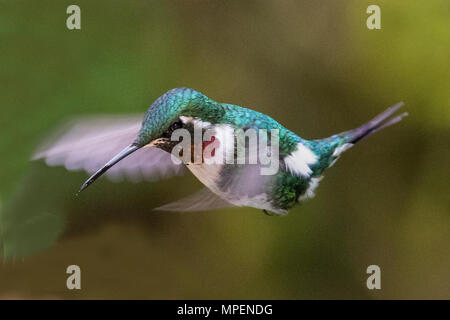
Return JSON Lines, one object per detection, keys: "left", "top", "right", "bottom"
{"left": 78, "top": 87, "right": 215, "bottom": 193}
{"left": 133, "top": 88, "right": 197, "bottom": 147}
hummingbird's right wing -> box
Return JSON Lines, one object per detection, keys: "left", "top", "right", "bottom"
{"left": 32, "top": 115, "right": 185, "bottom": 182}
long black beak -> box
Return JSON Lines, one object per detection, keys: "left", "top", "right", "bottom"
{"left": 77, "top": 144, "right": 141, "bottom": 194}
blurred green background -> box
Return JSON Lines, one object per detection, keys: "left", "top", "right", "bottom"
{"left": 0, "top": 0, "right": 449, "bottom": 299}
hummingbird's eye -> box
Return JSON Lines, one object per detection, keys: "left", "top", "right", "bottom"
{"left": 170, "top": 120, "right": 182, "bottom": 131}
{"left": 162, "top": 120, "right": 183, "bottom": 139}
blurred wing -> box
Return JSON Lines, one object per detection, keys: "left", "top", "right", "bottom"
{"left": 188, "top": 163, "right": 283, "bottom": 214}
{"left": 32, "top": 115, "right": 185, "bottom": 182}
{"left": 154, "top": 187, "right": 235, "bottom": 212}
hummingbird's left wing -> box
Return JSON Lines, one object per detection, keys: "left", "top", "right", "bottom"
{"left": 155, "top": 164, "right": 278, "bottom": 213}
{"left": 185, "top": 162, "right": 284, "bottom": 214}
{"left": 154, "top": 187, "right": 235, "bottom": 212}
{"left": 32, "top": 115, "right": 185, "bottom": 182}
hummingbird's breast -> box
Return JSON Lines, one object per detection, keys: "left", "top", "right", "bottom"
{"left": 153, "top": 114, "right": 322, "bottom": 214}
{"left": 159, "top": 115, "right": 286, "bottom": 213}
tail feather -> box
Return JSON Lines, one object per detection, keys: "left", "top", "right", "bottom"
{"left": 341, "top": 102, "right": 407, "bottom": 144}
{"left": 312, "top": 102, "right": 407, "bottom": 171}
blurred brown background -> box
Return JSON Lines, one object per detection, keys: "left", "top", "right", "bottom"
{"left": 0, "top": 0, "right": 449, "bottom": 299}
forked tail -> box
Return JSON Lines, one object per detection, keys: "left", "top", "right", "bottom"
{"left": 340, "top": 102, "right": 408, "bottom": 144}
{"left": 313, "top": 102, "right": 408, "bottom": 166}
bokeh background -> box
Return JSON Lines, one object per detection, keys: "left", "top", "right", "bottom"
{"left": 0, "top": 0, "right": 449, "bottom": 299}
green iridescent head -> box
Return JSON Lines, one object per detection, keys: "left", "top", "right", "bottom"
{"left": 134, "top": 87, "right": 201, "bottom": 146}
{"left": 77, "top": 87, "right": 215, "bottom": 193}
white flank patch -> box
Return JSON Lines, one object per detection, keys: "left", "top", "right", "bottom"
{"left": 332, "top": 143, "right": 353, "bottom": 157}
{"left": 284, "top": 142, "right": 318, "bottom": 177}
{"left": 298, "top": 176, "right": 323, "bottom": 201}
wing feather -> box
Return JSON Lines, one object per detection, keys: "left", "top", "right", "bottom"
{"left": 32, "top": 115, "right": 185, "bottom": 182}
{"left": 154, "top": 187, "right": 235, "bottom": 212}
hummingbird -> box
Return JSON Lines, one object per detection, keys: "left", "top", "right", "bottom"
{"left": 34, "top": 87, "right": 407, "bottom": 215}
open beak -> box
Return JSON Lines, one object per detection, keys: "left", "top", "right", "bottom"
{"left": 77, "top": 144, "right": 141, "bottom": 194}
